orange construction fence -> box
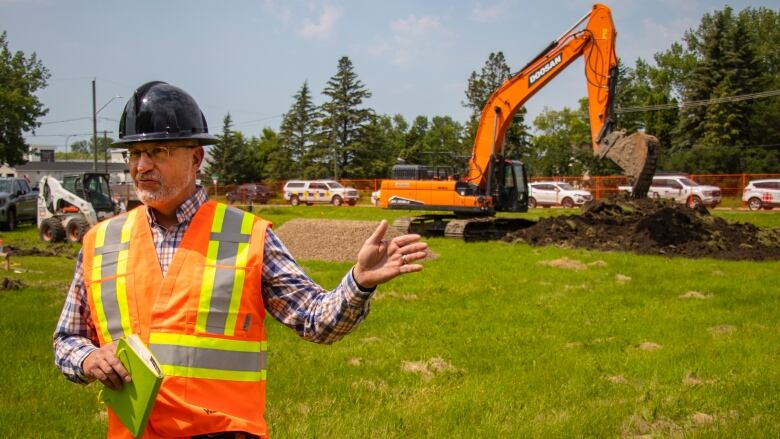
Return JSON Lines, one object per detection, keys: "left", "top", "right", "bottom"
{"left": 206, "top": 174, "right": 780, "bottom": 204}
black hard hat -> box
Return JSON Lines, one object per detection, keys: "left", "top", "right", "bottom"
{"left": 113, "top": 81, "right": 219, "bottom": 147}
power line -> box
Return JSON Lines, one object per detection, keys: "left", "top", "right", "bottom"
{"left": 234, "top": 114, "right": 284, "bottom": 127}
{"left": 616, "top": 89, "right": 780, "bottom": 114}
{"left": 40, "top": 116, "right": 92, "bottom": 125}
{"left": 24, "top": 133, "right": 94, "bottom": 137}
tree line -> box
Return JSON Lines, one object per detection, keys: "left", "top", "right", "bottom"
{"left": 2, "top": 6, "right": 778, "bottom": 181}
{"left": 205, "top": 5, "right": 779, "bottom": 183}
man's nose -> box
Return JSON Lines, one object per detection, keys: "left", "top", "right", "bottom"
{"left": 133, "top": 152, "right": 155, "bottom": 173}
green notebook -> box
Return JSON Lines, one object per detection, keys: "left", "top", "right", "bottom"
{"left": 100, "top": 334, "right": 164, "bottom": 438}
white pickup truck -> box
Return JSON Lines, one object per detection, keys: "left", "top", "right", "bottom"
{"left": 619, "top": 175, "right": 722, "bottom": 208}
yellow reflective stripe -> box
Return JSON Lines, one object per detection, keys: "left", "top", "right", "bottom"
{"left": 150, "top": 332, "right": 264, "bottom": 353}
{"left": 91, "top": 280, "right": 112, "bottom": 342}
{"left": 212, "top": 203, "right": 226, "bottom": 233}
{"left": 95, "top": 219, "right": 108, "bottom": 247}
{"left": 120, "top": 209, "right": 136, "bottom": 242}
{"left": 91, "top": 221, "right": 111, "bottom": 342}
{"left": 223, "top": 243, "right": 248, "bottom": 336}
{"left": 196, "top": 204, "right": 227, "bottom": 333}
{"left": 240, "top": 211, "right": 254, "bottom": 234}
{"left": 115, "top": 274, "right": 132, "bottom": 336}
{"left": 115, "top": 210, "right": 136, "bottom": 337}
{"left": 196, "top": 240, "right": 220, "bottom": 333}
{"left": 160, "top": 364, "right": 265, "bottom": 382}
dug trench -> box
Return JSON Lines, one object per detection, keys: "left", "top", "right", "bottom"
{"left": 503, "top": 194, "right": 780, "bottom": 261}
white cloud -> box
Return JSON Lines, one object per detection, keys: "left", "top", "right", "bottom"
{"left": 262, "top": 0, "right": 292, "bottom": 24}
{"left": 386, "top": 15, "right": 452, "bottom": 66}
{"left": 471, "top": 1, "right": 508, "bottom": 23}
{"left": 298, "top": 4, "right": 342, "bottom": 40}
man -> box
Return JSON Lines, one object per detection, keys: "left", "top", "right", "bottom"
{"left": 53, "top": 81, "right": 427, "bottom": 438}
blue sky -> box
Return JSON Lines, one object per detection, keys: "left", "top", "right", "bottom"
{"left": 2, "top": 0, "right": 775, "bottom": 150}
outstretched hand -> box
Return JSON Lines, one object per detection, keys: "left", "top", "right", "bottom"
{"left": 353, "top": 220, "right": 428, "bottom": 289}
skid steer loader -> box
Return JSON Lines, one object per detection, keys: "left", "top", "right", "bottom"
{"left": 37, "top": 173, "right": 120, "bottom": 243}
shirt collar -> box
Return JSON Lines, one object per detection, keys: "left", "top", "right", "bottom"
{"left": 146, "top": 185, "right": 209, "bottom": 227}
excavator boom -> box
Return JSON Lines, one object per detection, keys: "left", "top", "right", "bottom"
{"left": 467, "top": 3, "right": 657, "bottom": 196}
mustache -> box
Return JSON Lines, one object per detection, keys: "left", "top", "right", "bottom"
{"left": 135, "top": 171, "right": 162, "bottom": 182}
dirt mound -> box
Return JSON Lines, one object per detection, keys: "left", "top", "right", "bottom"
{"left": 0, "top": 277, "right": 25, "bottom": 290}
{"left": 504, "top": 194, "right": 780, "bottom": 260}
{"left": 5, "top": 244, "right": 79, "bottom": 258}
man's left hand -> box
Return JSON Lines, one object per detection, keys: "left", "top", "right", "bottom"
{"left": 353, "top": 220, "right": 428, "bottom": 289}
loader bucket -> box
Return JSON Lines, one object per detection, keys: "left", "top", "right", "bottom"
{"left": 602, "top": 132, "right": 659, "bottom": 198}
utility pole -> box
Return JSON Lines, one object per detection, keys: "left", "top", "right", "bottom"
{"left": 92, "top": 79, "right": 98, "bottom": 171}
{"left": 103, "top": 130, "right": 109, "bottom": 172}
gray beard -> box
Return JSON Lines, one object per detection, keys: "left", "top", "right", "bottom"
{"left": 135, "top": 171, "right": 194, "bottom": 206}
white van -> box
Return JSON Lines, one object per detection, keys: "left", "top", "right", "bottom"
{"left": 283, "top": 180, "right": 360, "bottom": 206}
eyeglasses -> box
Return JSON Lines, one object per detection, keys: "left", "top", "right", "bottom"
{"left": 126, "top": 145, "right": 184, "bottom": 163}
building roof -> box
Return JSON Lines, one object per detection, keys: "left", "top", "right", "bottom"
{"left": 14, "top": 161, "right": 129, "bottom": 173}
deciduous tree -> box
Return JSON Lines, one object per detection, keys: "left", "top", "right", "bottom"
{"left": 0, "top": 31, "right": 50, "bottom": 165}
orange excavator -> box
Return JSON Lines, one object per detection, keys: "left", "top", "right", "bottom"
{"left": 378, "top": 3, "right": 659, "bottom": 240}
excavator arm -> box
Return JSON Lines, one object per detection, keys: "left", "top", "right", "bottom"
{"left": 467, "top": 3, "right": 658, "bottom": 197}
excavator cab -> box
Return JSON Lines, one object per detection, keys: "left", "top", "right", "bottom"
{"left": 490, "top": 159, "right": 528, "bottom": 212}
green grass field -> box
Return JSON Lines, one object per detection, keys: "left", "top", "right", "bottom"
{"left": 0, "top": 206, "right": 778, "bottom": 437}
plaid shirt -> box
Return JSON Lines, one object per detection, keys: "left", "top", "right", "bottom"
{"left": 53, "top": 187, "right": 374, "bottom": 383}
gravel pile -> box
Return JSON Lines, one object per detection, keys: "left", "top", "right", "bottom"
{"left": 275, "top": 219, "right": 402, "bottom": 262}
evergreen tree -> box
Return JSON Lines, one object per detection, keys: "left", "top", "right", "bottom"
{"left": 673, "top": 6, "right": 762, "bottom": 172}
{"left": 462, "top": 51, "right": 530, "bottom": 160}
{"left": 319, "top": 56, "right": 374, "bottom": 179}
{"left": 263, "top": 128, "right": 293, "bottom": 181}
{"left": 278, "top": 81, "right": 318, "bottom": 179}
{"left": 205, "top": 114, "right": 242, "bottom": 183}
{"left": 0, "top": 31, "right": 50, "bottom": 165}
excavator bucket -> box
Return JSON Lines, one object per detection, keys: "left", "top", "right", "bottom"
{"left": 602, "top": 132, "right": 659, "bottom": 199}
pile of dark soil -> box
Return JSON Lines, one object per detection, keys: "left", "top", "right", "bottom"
{"left": 5, "top": 244, "right": 79, "bottom": 259}
{"left": 503, "top": 194, "right": 780, "bottom": 260}
{"left": 0, "top": 277, "right": 25, "bottom": 290}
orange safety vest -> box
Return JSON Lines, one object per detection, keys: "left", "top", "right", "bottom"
{"left": 83, "top": 201, "right": 270, "bottom": 438}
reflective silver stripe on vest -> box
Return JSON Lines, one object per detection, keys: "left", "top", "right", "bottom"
{"left": 205, "top": 206, "right": 251, "bottom": 333}
{"left": 150, "top": 344, "right": 264, "bottom": 372}
{"left": 97, "top": 215, "right": 130, "bottom": 340}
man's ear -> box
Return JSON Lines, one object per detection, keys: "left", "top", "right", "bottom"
{"left": 193, "top": 146, "right": 205, "bottom": 169}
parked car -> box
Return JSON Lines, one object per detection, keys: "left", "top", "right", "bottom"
{"left": 528, "top": 181, "right": 593, "bottom": 208}
{"left": 283, "top": 180, "right": 360, "bottom": 206}
{"left": 619, "top": 174, "right": 722, "bottom": 208}
{"left": 226, "top": 183, "right": 273, "bottom": 205}
{"left": 742, "top": 179, "right": 780, "bottom": 211}
{"left": 0, "top": 177, "right": 38, "bottom": 230}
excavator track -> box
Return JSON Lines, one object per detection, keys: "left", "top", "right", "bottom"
{"left": 444, "top": 217, "right": 536, "bottom": 242}
{"left": 392, "top": 215, "right": 534, "bottom": 241}
{"left": 391, "top": 215, "right": 456, "bottom": 237}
